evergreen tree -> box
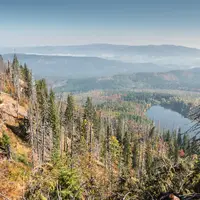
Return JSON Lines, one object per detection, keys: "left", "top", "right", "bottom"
{"left": 65, "top": 94, "right": 75, "bottom": 124}
{"left": 116, "top": 117, "right": 123, "bottom": 144}
{"left": 177, "top": 128, "right": 182, "bottom": 148}
{"left": 122, "top": 131, "right": 131, "bottom": 167}
{"left": 174, "top": 133, "right": 179, "bottom": 163}
{"left": 49, "top": 89, "right": 60, "bottom": 160}
{"left": 11, "top": 54, "right": 20, "bottom": 98}
{"left": 64, "top": 94, "right": 75, "bottom": 152}
{"left": 164, "top": 130, "right": 171, "bottom": 143}
{"left": 182, "top": 133, "right": 189, "bottom": 153}
{"left": 145, "top": 141, "right": 153, "bottom": 177}
{"left": 36, "top": 79, "right": 48, "bottom": 110}
{"left": 132, "top": 142, "right": 139, "bottom": 170}
{"left": 92, "top": 111, "right": 101, "bottom": 141}
{"left": 84, "top": 97, "right": 94, "bottom": 121}
{"left": 11, "top": 54, "right": 19, "bottom": 82}
{"left": 24, "top": 63, "right": 32, "bottom": 98}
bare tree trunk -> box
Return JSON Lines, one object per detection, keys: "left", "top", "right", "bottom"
{"left": 6, "top": 144, "right": 11, "bottom": 160}
{"left": 29, "top": 102, "right": 35, "bottom": 167}
{"left": 89, "top": 123, "right": 92, "bottom": 158}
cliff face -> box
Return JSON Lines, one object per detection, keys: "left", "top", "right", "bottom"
{"left": 0, "top": 92, "right": 31, "bottom": 199}
{"left": 0, "top": 92, "right": 27, "bottom": 125}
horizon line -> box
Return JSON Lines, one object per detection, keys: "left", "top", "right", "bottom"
{"left": 1, "top": 43, "right": 200, "bottom": 50}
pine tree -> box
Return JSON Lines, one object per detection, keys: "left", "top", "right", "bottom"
{"left": 11, "top": 54, "right": 19, "bottom": 84}
{"left": 64, "top": 94, "right": 75, "bottom": 153}
{"left": 11, "top": 54, "right": 20, "bottom": 114}
{"left": 132, "top": 142, "right": 139, "bottom": 170}
{"left": 145, "top": 141, "right": 152, "bottom": 177}
{"left": 177, "top": 128, "right": 182, "bottom": 148}
{"left": 164, "top": 130, "right": 171, "bottom": 143}
{"left": 36, "top": 79, "right": 48, "bottom": 110}
{"left": 173, "top": 132, "right": 179, "bottom": 163}
{"left": 182, "top": 133, "right": 189, "bottom": 153}
{"left": 93, "top": 111, "right": 101, "bottom": 141}
{"left": 84, "top": 97, "right": 94, "bottom": 121}
{"left": 122, "top": 131, "right": 131, "bottom": 167}
{"left": 116, "top": 117, "right": 123, "bottom": 144}
{"left": 24, "top": 63, "right": 32, "bottom": 98}
{"left": 65, "top": 95, "right": 75, "bottom": 124}
{"left": 49, "top": 89, "right": 60, "bottom": 161}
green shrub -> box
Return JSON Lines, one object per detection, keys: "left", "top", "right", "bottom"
{"left": 55, "top": 168, "right": 81, "bottom": 199}
{"left": 17, "top": 154, "right": 29, "bottom": 166}
{"left": 24, "top": 163, "right": 82, "bottom": 200}
{"left": 0, "top": 132, "right": 10, "bottom": 148}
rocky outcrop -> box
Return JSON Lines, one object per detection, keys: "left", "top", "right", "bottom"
{"left": 0, "top": 92, "right": 27, "bottom": 125}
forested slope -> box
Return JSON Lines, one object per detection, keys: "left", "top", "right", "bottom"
{"left": 55, "top": 68, "right": 200, "bottom": 92}
{"left": 0, "top": 55, "right": 199, "bottom": 200}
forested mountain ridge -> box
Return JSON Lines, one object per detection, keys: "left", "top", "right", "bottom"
{"left": 2, "top": 44, "right": 200, "bottom": 67}
{"left": 2, "top": 53, "right": 176, "bottom": 79}
{"left": 55, "top": 68, "right": 200, "bottom": 92}
{"left": 0, "top": 55, "right": 199, "bottom": 200}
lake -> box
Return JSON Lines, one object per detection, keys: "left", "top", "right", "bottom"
{"left": 146, "top": 105, "right": 195, "bottom": 134}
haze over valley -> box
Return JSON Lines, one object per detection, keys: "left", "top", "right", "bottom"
{"left": 2, "top": 44, "right": 200, "bottom": 84}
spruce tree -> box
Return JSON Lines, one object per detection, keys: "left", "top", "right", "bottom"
{"left": 116, "top": 117, "right": 123, "bottom": 144}
{"left": 92, "top": 111, "right": 101, "bottom": 141}
{"left": 132, "top": 142, "right": 139, "bottom": 170}
{"left": 122, "top": 131, "right": 131, "bottom": 167}
{"left": 65, "top": 95, "right": 75, "bottom": 124}
{"left": 49, "top": 89, "right": 60, "bottom": 160}
{"left": 182, "top": 133, "right": 189, "bottom": 153}
{"left": 145, "top": 141, "right": 152, "bottom": 177}
{"left": 64, "top": 94, "right": 75, "bottom": 150}
{"left": 11, "top": 54, "right": 20, "bottom": 99}
{"left": 84, "top": 97, "right": 94, "bottom": 121}
{"left": 24, "top": 63, "right": 32, "bottom": 98}
{"left": 177, "top": 128, "right": 182, "bottom": 148}
{"left": 173, "top": 133, "right": 179, "bottom": 163}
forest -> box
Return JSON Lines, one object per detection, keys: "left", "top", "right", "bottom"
{"left": 0, "top": 55, "right": 200, "bottom": 200}
{"left": 54, "top": 68, "right": 200, "bottom": 93}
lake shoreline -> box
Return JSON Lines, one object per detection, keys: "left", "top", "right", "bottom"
{"left": 146, "top": 105, "right": 195, "bottom": 134}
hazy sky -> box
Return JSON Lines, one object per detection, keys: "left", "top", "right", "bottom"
{"left": 0, "top": 0, "right": 200, "bottom": 48}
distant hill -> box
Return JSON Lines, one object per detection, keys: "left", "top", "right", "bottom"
{"left": 2, "top": 54, "right": 175, "bottom": 79}
{"left": 54, "top": 68, "right": 200, "bottom": 92}
{"left": 1, "top": 44, "right": 200, "bottom": 65}
{"left": 2, "top": 44, "right": 200, "bottom": 56}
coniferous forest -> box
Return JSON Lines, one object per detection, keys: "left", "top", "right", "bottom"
{"left": 0, "top": 55, "right": 200, "bottom": 200}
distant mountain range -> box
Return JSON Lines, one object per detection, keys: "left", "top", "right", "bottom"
{"left": 2, "top": 53, "right": 181, "bottom": 79}
{"left": 54, "top": 68, "right": 200, "bottom": 92}
{"left": 1, "top": 44, "right": 200, "bottom": 90}
{"left": 1, "top": 44, "right": 200, "bottom": 65}
{"left": 1, "top": 44, "right": 200, "bottom": 56}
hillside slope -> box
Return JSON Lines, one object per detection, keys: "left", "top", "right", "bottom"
{"left": 0, "top": 92, "right": 31, "bottom": 199}
{"left": 55, "top": 68, "right": 200, "bottom": 92}
{"left": 3, "top": 54, "right": 173, "bottom": 79}
{"left": 2, "top": 44, "right": 200, "bottom": 56}
{"left": 2, "top": 44, "right": 200, "bottom": 65}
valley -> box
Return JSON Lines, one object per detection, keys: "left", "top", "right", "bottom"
{"left": 1, "top": 0, "right": 200, "bottom": 199}
{"left": 0, "top": 47, "right": 200, "bottom": 199}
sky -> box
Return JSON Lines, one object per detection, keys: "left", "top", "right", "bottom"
{"left": 0, "top": 0, "right": 200, "bottom": 48}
